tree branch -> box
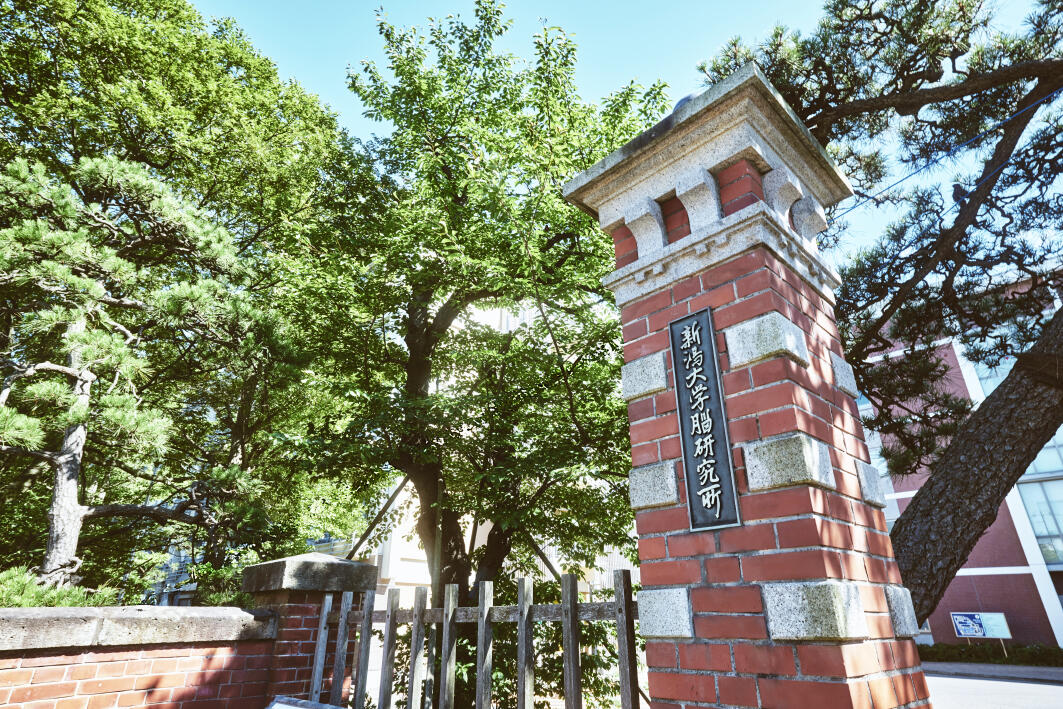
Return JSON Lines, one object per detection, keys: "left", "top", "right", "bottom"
{"left": 848, "top": 79, "right": 1061, "bottom": 364}
{"left": 83, "top": 499, "right": 208, "bottom": 526}
{"left": 0, "top": 445, "right": 58, "bottom": 466}
{"left": 809, "top": 59, "right": 1063, "bottom": 139}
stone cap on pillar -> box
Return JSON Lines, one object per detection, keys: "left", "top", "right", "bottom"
{"left": 563, "top": 63, "right": 853, "bottom": 306}
{"left": 241, "top": 552, "right": 378, "bottom": 594}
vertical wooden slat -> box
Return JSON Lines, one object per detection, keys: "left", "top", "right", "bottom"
{"left": 352, "top": 590, "right": 375, "bottom": 709}
{"left": 377, "top": 588, "right": 401, "bottom": 709}
{"left": 516, "top": 577, "right": 534, "bottom": 709}
{"left": 613, "top": 570, "right": 639, "bottom": 709}
{"left": 437, "top": 584, "right": 458, "bottom": 709}
{"left": 408, "top": 587, "right": 429, "bottom": 709}
{"left": 328, "top": 590, "right": 354, "bottom": 705}
{"left": 561, "top": 574, "right": 582, "bottom": 709}
{"left": 475, "top": 580, "right": 494, "bottom": 709}
{"left": 424, "top": 623, "right": 437, "bottom": 709}
{"left": 309, "top": 592, "right": 334, "bottom": 702}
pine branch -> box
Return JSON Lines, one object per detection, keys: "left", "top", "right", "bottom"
{"left": 1, "top": 360, "right": 97, "bottom": 405}
{"left": 0, "top": 445, "right": 58, "bottom": 466}
{"left": 83, "top": 498, "right": 212, "bottom": 526}
{"left": 847, "top": 79, "right": 1061, "bottom": 364}
{"left": 808, "top": 59, "right": 1063, "bottom": 140}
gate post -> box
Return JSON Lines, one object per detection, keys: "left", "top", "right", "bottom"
{"left": 564, "top": 64, "right": 930, "bottom": 708}
{"left": 242, "top": 552, "right": 378, "bottom": 703}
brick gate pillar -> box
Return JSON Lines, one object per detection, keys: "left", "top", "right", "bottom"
{"left": 563, "top": 64, "right": 930, "bottom": 708}
{"left": 242, "top": 552, "right": 378, "bottom": 703}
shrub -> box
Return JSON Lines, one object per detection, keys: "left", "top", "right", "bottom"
{"left": 0, "top": 566, "right": 119, "bottom": 607}
{"left": 918, "top": 641, "right": 1063, "bottom": 666}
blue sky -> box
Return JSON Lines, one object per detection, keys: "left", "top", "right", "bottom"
{"left": 188, "top": 0, "right": 1036, "bottom": 262}
{"left": 189, "top": 0, "right": 841, "bottom": 137}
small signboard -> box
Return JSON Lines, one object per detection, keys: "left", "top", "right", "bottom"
{"left": 951, "top": 612, "right": 984, "bottom": 638}
{"left": 668, "top": 308, "right": 740, "bottom": 531}
{"left": 951, "top": 612, "right": 1012, "bottom": 639}
{"left": 980, "top": 613, "right": 1012, "bottom": 639}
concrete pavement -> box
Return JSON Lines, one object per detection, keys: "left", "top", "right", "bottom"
{"left": 925, "top": 674, "right": 1063, "bottom": 708}
{"left": 922, "top": 661, "right": 1063, "bottom": 684}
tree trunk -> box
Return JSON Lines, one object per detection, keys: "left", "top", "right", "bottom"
{"left": 38, "top": 319, "right": 91, "bottom": 587}
{"left": 890, "top": 308, "right": 1063, "bottom": 623}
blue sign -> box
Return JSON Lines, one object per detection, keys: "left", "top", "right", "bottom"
{"left": 951, "top": 612, "right": 985, "bottom": 637}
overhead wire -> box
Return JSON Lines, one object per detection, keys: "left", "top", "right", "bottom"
{"left": 828, "top": 83, "right": 1063, "bottom": 224}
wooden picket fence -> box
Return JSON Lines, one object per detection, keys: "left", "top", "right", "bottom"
{"left": 305, "top": 570, "right": 641, "bottom": 709}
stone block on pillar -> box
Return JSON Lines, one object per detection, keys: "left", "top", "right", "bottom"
{"left": 724, "top": 311, "right": 810, "bottom": 368}
{"left": 743, "top": 432, "right": 835, "bottom": 492}
{"left": 629, "top": 460, "right": 680, "bottom": 510}
{"left": 621, "top": 353, "right": 668, "bottom": 401}
{"left": 857, "top": 460, "right": 888, "bottom": 508}
{"left": 242, "top": 552, "right": 378, "bottom": 595}
{"left": 762, "top": 581, "right": 869, "bottom": 641}
{"left": 638, "top": 588, "right": 695, "bottom": 639}
{"left": 830, "top": 350, "right": 860, "bottom": 398}
{"left": 885, "top": 585, "right": 920, "bottom": 639}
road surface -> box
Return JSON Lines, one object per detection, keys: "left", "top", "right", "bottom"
{"left": 927, "top": 674, "right": 1063, "bottom": 708}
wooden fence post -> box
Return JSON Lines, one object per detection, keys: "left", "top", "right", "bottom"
{"left": 352, "top": 590, "right": 375, "bottom": 709}
{"left": 613, "top": 570, "right": 639, "bottom": 709}
{"left": 561, "top": 574, "right": 582, "bottom": 709}
{"left": 438, "top": 583, "right": 458, "bottom": 709}
{"left": 328, "top": 590, "right": 354, "bottom": 705}
{"left": 408, "top": 586, "right": 428, "bottom": 709}
{"left": 516, "top": 577, "right": 534, "bottom": 709}
{"left": 309, "top": 592, "right": 334, "bottom": 702}
{"left": 377, "top": 588, "right": 401, "bottom": 709}
{"left": 475, "top": 581, "right": 494, "bottom": 709}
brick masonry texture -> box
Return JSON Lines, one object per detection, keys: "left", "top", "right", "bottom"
{"left": 0, "top": 589, "right": 359, "bottom": 709}
{"left": 623, "top": 195, "right": 929, "bottom": 707}
{"left": 0, "top": 640, "right": 274, "bottom": 709}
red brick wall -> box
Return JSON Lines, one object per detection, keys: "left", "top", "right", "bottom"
{"left": 0, "top": 641, "right": 272, "bottom": 709}
{"left": 661, "top": 196, "right": 690, "bottom": 244}
{"left": 254, "top": 590, "right": 358, "bottom": 702}
{"left": 0, "top": 589, "right": 355, "bottom": 709}
{"left": 613, "top": 224, "right": 637, "bottom": 268}
{"left": 717, "top": 160, "right": 765, "bottom": 217}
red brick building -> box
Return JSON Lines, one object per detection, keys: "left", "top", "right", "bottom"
{"left": 862, "top": 339, "right": 1063, "bottom": 646}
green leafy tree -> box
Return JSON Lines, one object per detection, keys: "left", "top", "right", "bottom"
{"left": 278, "top": 2, "right": 667, "bottom": 702}
{"left": 0, "top": 0, "right": 373, "bottom": 590}
{"left": 312, "top": 0, "right": 667, "bottom": 603}
{"left": 700, "top": 0, "right": 1063, "bottom": 621}
{"left": 0, "top": 156, "right": 248, "bottom": 584}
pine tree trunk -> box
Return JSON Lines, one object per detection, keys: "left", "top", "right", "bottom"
{"left": 890, "top": 308, "right": 1063, "bottom": 623}
{"left": 38, "top": 320, "right": 91, "bottom": 587}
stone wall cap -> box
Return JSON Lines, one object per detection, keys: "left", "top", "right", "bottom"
{"left": 563, "top": 63, "right": 852, "bottom": 215}
{"left": 0, "top": 606, "right": 276, "bottom": 652}
{"left": 241, "top": 552, "right": 378, "bottom": 594}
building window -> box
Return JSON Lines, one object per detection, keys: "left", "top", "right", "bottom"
{"left": 976, "top": 358, "right": 1063, "bottom": 564}
{"left": 1018, "top": 481, "right": 1063, "bottom": 563}
{"left": 974, "top": 359, "right": 1063, "bottom": 480}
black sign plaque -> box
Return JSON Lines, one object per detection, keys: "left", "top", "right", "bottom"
{"left": 668, "top": 308, "right": 741, "bottom": 531}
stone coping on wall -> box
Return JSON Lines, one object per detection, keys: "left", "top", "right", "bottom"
{"left": 0, "top": 605, "right": 276, "bottom": 652}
